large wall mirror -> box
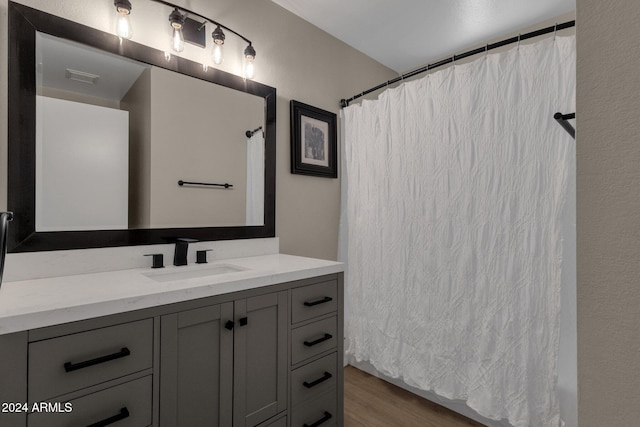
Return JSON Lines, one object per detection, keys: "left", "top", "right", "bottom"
{"left": 8, "top": 2, "right": 276, "bottom": 252}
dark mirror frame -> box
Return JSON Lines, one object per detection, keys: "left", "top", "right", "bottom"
{"left": 7, "top": 2, "right": 276, "bottom": 253}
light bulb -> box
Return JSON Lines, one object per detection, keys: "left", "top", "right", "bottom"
{"left": 212, "top": 44, "right": 223, "bottom": 65}
{"left": 211, "top": 26, "right": 226, "bottom": 65}
{"left": 114, "top": 0, "right": 132, "bottom": 39}
{"left": 116, "top": 14, "right": 132, "bottom": 39}
{"left": 243, "top": 44, "right": 256, "bottom": 80}
{"left": 244, "top": 58, "right": 255, "bottom": 79}
{"left": 168, "top": 8, "right": 185, "bottom": 53}
{"left": 171, "top": 27, "right": 185, "bottom": 52}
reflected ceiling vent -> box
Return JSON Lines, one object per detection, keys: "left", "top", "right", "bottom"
{"left": 65, "top": 68, "right": 100, "bottom": 85}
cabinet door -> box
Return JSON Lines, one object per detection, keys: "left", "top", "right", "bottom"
{"left": 0, "top": 332, "right": 27, "bottom": 427}
{"left": 233, "top": 291, "right": 288, "bottom": 427}
{"left": 160, "top": 302, "right": 234, "bottom": 427}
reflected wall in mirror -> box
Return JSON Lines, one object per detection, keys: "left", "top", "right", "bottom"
{"left": 36, "top": 33, "right": 265, "bottom": 231}
{"left": 8, "top": 2, "right": 276, "bottom": 252}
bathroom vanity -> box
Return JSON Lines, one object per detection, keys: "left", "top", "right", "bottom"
{"left": 0, "top": 254, "right": 344, "bottom": 427}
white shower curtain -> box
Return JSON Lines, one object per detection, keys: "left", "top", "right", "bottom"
{"left": 246, "top": 131, "right": 264, "bottom": 226}
{"left": 340, "top": 36, "right": 575, "bottom": 427}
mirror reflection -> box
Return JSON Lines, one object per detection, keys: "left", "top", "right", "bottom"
{"left": 35, "top": 32, "right": 265, "bottom": 232}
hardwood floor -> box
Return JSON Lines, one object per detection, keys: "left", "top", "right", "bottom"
{"left": 344, "top": 365, "right": 485, "bottom": 427}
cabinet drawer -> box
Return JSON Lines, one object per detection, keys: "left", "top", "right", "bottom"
{"left": 29, "top": 319, "right": 153, "bottom": 401}
{"left": 291, "top": 353, "right": 337, "bottom": 407}
{"left": 291, "top": 281, "right": 337, "bottom": 324}
{"left": 291, "top": 317, "right": 337, "bottom": 365}
{"left": 28, "top": 375, "right": 152, "bottom": 427}
{"left": 291, "top": 391, "right": 337, "bottom": 427}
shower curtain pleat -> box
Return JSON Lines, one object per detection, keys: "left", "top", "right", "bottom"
{"left": 340, "top": 36, "right": 575, "bottom": 427}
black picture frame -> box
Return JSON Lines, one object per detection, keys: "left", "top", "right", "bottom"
{"left": 290, "top": 100, "right": 337, "bottom": 178}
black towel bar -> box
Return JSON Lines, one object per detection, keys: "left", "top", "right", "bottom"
{"left": 178, "top": 180, "right": 233, "bottom": 189}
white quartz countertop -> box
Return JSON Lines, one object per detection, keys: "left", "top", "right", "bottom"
{"left": 0, "top": 254, "right": 343, "bottom": 335}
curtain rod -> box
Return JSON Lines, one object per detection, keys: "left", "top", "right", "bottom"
{"left": 340, "top": 20, "right": 575, "bottom": 108}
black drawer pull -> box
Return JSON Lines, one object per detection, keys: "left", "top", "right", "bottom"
{"left": 86, "top": 407, "right": 129, "bottom": 427}
{"left": 304, "top": 333, "right": 332, "bottom": 347}
{"left": 303, "top": 371, "right": 333, "bottom": 388}
{"left": 304, "top": 296, "right": 333, "bottom": 307}
{"left": 225, "top": 320, "right": 235, "bottom": 330}
{"left": 239, "top": 317, "right": 248, "bottom": 326}
{"left": 303, "top": 411, "right": 332, "bottom": 427}
{"left": 64, "top": 347, "right": 131, "bottom": 372}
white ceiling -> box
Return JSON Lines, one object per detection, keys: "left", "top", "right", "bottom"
{"left": 272, "top": 0, "right": 575, "bottom": 73}
{"left": 37, "top": 33, "right": 149, "bottom": 102}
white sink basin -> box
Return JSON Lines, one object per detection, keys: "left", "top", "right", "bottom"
{"left": 143, "top": 264, "right": 247, "bottom": 282}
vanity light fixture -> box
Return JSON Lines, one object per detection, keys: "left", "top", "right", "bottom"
{"left": 168, "top": 8, "right": 185, "bottom": 53}
{"left": 113, "top": 0, "right": 258, "bottom": 79}
{"left": 211, "top": 25, "right": 225, "bottom": 65}
{"left": 113, "top": 0, "right": 133, "bottom": 39}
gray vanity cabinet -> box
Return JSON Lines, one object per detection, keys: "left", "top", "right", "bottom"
{"left": 159, "top": 303, "right": 234, "bottom": 426}
{"left": 159, "top": 291, "right": 288, "bottom": 427}
{"left": 0, "top": 273, "right": 342, "bottom": 427}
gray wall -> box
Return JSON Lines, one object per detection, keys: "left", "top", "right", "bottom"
{"left": 576, "top": 0, "right": 640, "bottom": 425}
{"left": 0, "top": 0, "right": 397, "bottom": 260}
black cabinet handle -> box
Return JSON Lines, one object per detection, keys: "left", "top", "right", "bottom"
{"left": 303, "top": 411, "right": 332, "bottom": 427}
{"left": 304, "top": 296, "right": 333, "bottom": 307}
{"left": 303, "top": 333, "right": 332, "bottom": 347}
{"left": 239, "top": 317, "right": 248, "bottom": 326}
{"left": 225, "top": 320, "right": 235, "bottom": 330}
{"left": 86, "top": 407, "right": 129, "bottom": 427}
{"left": 303, "top": 371, "right": 333, "bottom": 388}
{"left": 64, "top": 347, "right": 131, "bottom": 372}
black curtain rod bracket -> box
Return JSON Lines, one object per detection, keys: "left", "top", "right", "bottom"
{"left": 178, "top": 180, "right": 233, "bottom": 189}
{"left": 554, "top": 112, "right": 575, "bottom": 139}
{"left": 340, "top": 20, "right": 575, "bottom": 107}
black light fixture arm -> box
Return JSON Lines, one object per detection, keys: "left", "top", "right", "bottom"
{"left": 149, "top": 0, "right": 252, "bottom": 45}
{"left": 340, "top": 20, "right": 575, "bottom": 107}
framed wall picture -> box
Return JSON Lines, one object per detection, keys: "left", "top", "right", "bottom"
{"left": 290, "top": 100, "right": 337, "bottom": 178}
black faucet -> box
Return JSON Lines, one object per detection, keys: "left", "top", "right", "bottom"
{"left": 174, "top": 238, "right": 198, "bottom": 266}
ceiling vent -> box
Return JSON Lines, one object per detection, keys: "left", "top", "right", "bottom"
{"left": 65, "top": 68, "right": 100, "bottom": 85}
